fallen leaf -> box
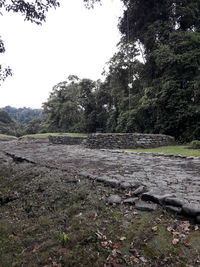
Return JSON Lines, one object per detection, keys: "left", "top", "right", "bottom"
{"left": 58, "top": 248, "right": 68, "bottom": 254}
{"left": 126, "top": 191, "right": 132, "bottom": 197}
{"left": 139, "top": 256, "right": 148, "bottom": 263}
{"left": 93, "top": 212, "right": 98, "bottom": 221}
{"left": 111, "top": 249, "right": 118, "bottom": 257}
{"left": 184, "top": 239, "right": 191, "bottom": 247}
{"left": 180, "top": 221, "right": 190, "bottom": 232}
{"left": 179, "top": 233, "right": 186, "bottom": 239}
{"left": 110, "top": 261, "right": 121, "bottom": 267}
{"left": 172, "top": 238, "right": 179, "bottom": 245}
{"left": 167, "top": 226, "right": 173, "bottom": 232}
{"left": 113, "top": 243, "right": 120, "bottom": 249}
{"left": 172, "top": 231, "right": 181, "bottom": 236}
{"left": 130, "top": 256, "right": 140, "bottom": 264}
{"left": 152, "top": 226, "right": 158, "bottom": 232}
{"left": 101, "top": 241, "right": 109, "bottom": 247}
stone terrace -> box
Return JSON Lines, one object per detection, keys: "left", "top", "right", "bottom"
{"left": 1, "top": 141, "right": 200, "bottom": 206}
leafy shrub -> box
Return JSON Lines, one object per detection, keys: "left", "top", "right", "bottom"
{"left": 190, "top": 140, "right": 200, "bottom": 149}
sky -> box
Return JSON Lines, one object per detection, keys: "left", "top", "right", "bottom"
{"left": 0, "top": 0, "right": 123, "bottom": 109}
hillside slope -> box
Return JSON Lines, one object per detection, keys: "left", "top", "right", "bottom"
{"left": 0, "top": 109, "right": 18, "bottom": 136}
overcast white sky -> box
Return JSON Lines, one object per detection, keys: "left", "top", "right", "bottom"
{"left": 0, "top": 0, "right": 123, "bottom": 109}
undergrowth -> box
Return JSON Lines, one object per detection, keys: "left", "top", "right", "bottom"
{"left": 0, "top": 161, "right": 200, "bottom": 266}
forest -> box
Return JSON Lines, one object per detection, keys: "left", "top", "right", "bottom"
{"left": 1, "top": 0, "right": 200, "bottom": 142}
{"left": 41, "top": 0, "right": 200, "bottom": 142}
{"left": 1, "top": 1, "right": 200, "bottom": 266}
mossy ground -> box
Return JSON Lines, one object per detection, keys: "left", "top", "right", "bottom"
{"left": 126, "top": 145, "right": 200, "bottom": 157}
{"left": 22, "top": 133, "right": 87, "bottom": 138}
{"left": 1, "top": 160, "right": 200, "bottom": 266}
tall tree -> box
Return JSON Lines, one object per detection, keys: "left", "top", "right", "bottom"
{"left": 103, "top": 0, "right": 200, "bottom": 141}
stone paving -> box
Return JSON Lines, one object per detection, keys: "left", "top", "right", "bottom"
{"left": 1, "top": 141, "right": 200, "bottom": 205}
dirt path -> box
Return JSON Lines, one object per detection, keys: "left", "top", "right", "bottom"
{"left": 1, "top": 141, "right": 200, "bottom": 204}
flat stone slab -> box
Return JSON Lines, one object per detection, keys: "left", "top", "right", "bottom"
{"left": 182, "top": 204, "right": 200, "bottom": 217}
{"left": 164, "top": 197, "right": 185, "bottom": 207}
{"left": 165, "top": 205, "right": 182, "bottom": 214}
{"left": 142, "top": 192, "right": 175, "bottom": 204}
{"left": 123, "top": 198, "right": 138, "bottom": 205}
{"left": 1, "top": 141, "right": 200, "bottom": 206}
{"left": 132, "top": 185, "right": 146, "bottom": 196}
{"left": 135, "top": 200, "right": 158, "bottom": 211}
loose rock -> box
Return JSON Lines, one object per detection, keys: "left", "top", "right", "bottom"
{"left": 107, "top": 195, "right": 122, "bottom": 204}
{"left": 141, "top": 192, "right": 175, "bottom": 205}
{"left": 123, "top": 197, "right": 138, "bottom": 205}
{"left": 165, "top": 205, "right": 182, "bottom": 214}
{"left": 132, "top": 185, "right": 146, "bottom": 196}
{"left": 182, "top": 203, "right": 200, "bottom": 217}
{"left": 135, "top": 200, "right": 158, "bottom": 211}
{"left": 79, "top": 171, "right": 90, "bottom": 178}
{"left": 120, "top": 182, "right": 132, "bottom": 189}
{"left": 104, "top": 179, "right": 119, "bottom": 187}
{"left": 164, "top": 197, "right": 184, "bottom": 207}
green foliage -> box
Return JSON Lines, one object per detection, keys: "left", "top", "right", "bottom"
{"left": 43, "top": 76, "right": 111, "bottom": 133}
{"left": 12, "top": 0, "right": 200, "bottom": 141}
{"left": 2, "top": 106, "right": 43, "bottom": 124}
{"left": 96, "top": 0, "right": 200, "bottom": 142}
{"left": 0, "top": 109, "right": 18, "bottom": 136}
{"left": 127, "top": 146, "right": 200, "bottom": 157}
{"left": 190, "top": 140, "right": 200, "bottom": 149}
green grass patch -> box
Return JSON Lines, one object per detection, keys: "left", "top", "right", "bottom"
{"left": 22, "top": 133, "right": 87, "bottom": 138}
{"left": 126, "top": 145, "right": 200, "bottom": 157}
{"left": 0, "top": 134, "right": 17, "bottom": 138}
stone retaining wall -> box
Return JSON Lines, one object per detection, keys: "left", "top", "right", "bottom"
{"left": 19, "top": 136, "right": 49, "bottom": 143}
{"left": 48, "top": 135, "right": 85, "bottom": 145}
{"left": 0, "top": 136, "right": 17, "bottom": 142}
{"left": 85, "top": 133, "right": 175, "bottom": 149}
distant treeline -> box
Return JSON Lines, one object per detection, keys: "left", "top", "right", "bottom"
{"left": 0, "top": 107, "right": 43, "bottom": 136}
{"left": 2, "top": 106, "right": 43, "bottom": 124}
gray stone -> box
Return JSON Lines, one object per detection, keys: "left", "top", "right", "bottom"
{"left": 141, "top": 192, "right": 175, "bottom": 205}
{"left": 182, "top": 204, "right": 200, "bottom": 217}
{"left": 165, "top": 205, "right": 182, "bottom": 214}
{"left": 104, "top": 179, "right": 120, "bottom": 187}
{"left": 135, "top": 200, "right": 158, "bottom": 211}
{"left": 120, "top": 182, "right": 132, "bottom": 189}
{"left": 164, "top": 197, "right": 184, "bottom": 207}
{"left": 123, "top": 198, "right": 138, "bottom": 205}
{"left": 96, "top": 176, "right": 108, "bottom": 182}
{"left": 132, "top": 185, "right": 146, "bottom": 196}
{"left": 84, "top": 133, "right": 175, "bottom": 149}
{"left": 107, "top": 195, "right": 122, "bottom": 204}
{"left": 79, "top": 171, "right": 90, "bottom": 178}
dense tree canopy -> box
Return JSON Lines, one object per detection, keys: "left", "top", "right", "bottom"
{"left": 42, "top": 0, "right": 200, "bottom": 141}
{"left": 2, "top": 106, "right": 43, "bottom": 124}
{"left": 2, "top": 0, "right": 199, "bottom": 141}
{"left": 43, "top": 75, "right": 111, "bottom": 133}
{"left": 116, "top": 0, "right": 200, "bottom": 141}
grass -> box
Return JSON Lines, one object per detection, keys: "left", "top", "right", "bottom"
{"left": 1, "top": 160, "right": 200, "bottom": 266}
{"left": 0, "top": 134, "right": 17, "bottom": 138}
{"left": 126, "top": 145, "right": 200, "bottom": 157}
{"left": 22, "top": 132, "right": 87, "bottom": 138}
